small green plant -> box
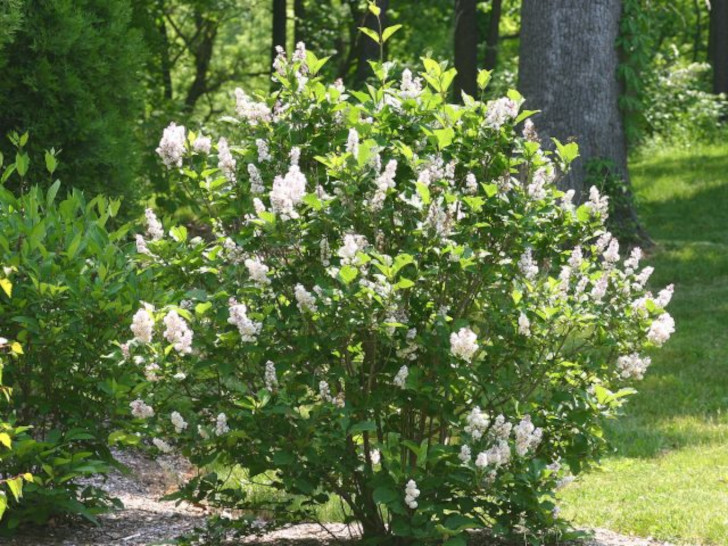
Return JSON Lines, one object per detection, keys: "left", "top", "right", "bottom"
{"left": 0, "top": 136, "right": 140, "bottom": 530}
{"left": 643, "top": 58, "right": 727, "bottom": 145}
{"left": 0, "top": 269, "right": 33, "bottom": 522}
{"left": 123, "top": 32, "right": 675, "bottom": 545}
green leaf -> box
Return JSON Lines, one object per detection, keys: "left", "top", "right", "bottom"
{"left": 481, "top": 183, "right": 498, "bottom": 198}
{"left": 339, "top": 265, "right": 359, "bottom": 285}
{"left": 46, "top": 179, "right": 61, "bottom": 207}
{"left": 373, "top": 486, "right": 398, "bottom": 504}
{"left": 422, "top": 57, "right": 441, "bottom": 76}
{"left": 477, "top": 69, "right": 492, "bottom": 90}
{"left": 358, "top": 26, "right": 380, "bottom": 45}
{"left": 506, "top": 88, "right": 524, "bottom": 104}
{"left": 367, "top": 1, "right": 381, "bottom": 16}
{"left": 7, "top": 477, "right": 22, "bottom": 502}
{"left": 15, "top": 152, "right": 29, "bottom": 177}
{"left": 433, "top": 127, "right": 454, "bottom": 150}
{"left": 0, "top": 433, "right": 11, "bottom": 449}
{"left": 195, "top": 301, "right": 212, "bottom": 316}
{"left": 381, "top": 24, "right": 402, "bottom": 43}
{"left": 395, "top": 278, "right": 415, "bottom": 290}
{"left": 0, "top": 278, "right": 12, "bottom": 297}
{"left": 349, "top": 421, "right": 377, "bottom": 433}
{"left": 170, "top": 225, "right": 187, "bottom": 243}
{"left": 512, "top": 289, "right": 523, "bottom": 305}
{"left": 44, "top": 150, "right": 58, "bottom": 175}
{"left": 553, "top": 138, "right": 580, "bottom": 165}
{"left": 415, "top": 182, "right": 431, "bottom": 205}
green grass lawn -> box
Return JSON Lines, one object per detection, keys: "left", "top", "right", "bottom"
{"left": 559, "top": 144, "right": 728, "bottom": 545}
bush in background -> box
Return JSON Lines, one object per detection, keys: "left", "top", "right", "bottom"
{"left": 123, "top": 36, "right": 675, "bottom": 544}
{"left": 643, "top": 56, "right": 727, "bottom": 145}
{"left": 0, "top": 0, "right": 146, "bottom": 205}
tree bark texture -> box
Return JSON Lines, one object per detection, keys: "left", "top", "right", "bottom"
{"left": 483, "top": 0, "right": 502, "bottom": 70}
{"left": 709, "top": 0, "right": 728, "bottom": 95}
{"left": 454, "top": 0, "right": 479, "bottom": 99}
{"left": 294, "top": 0, "right": 305, "bottom": 45}
{"left": 272, "top": 0, "right": 287, "bottom": 69}
{"left": 519, "top": 0, "right": 647, "bottom": 242}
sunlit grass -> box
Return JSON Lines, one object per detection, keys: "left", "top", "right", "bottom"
{"left": 559, "top": 144, "right": 728, "bottom": 545}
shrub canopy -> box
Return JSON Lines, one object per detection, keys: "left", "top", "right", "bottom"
{"left": 125, "top": 45, "right": 674, "bottom": 544}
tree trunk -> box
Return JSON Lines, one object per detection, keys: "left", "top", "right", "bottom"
{"left": 157, "top": 0, "right": 173, "bottom": 101}
{"left": 483, "top": 0, "right": 502, "bottom": 70}
{"left": 519, "top": 0, "right": 647, "bottom": 243}
{"left": 294, "top": 0, "right": 305, "bottom": 45}
{"left": 454, "top": 0, "right": 479, "bottom": 99}
{"left": 272, "top": 0, "right": 287, "bottom": 69}
{"left": 354, "top": 0, "right": 388, "bottom": 87}
{"left": 709, "top": 0, "right": 728, "bottom": 95}
{"left": 184, "top": 12, "right": 217, "bottom": 112}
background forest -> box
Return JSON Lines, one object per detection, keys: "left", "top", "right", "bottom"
{"left": 1, "top": 0, "right": 725, "bottom": 211}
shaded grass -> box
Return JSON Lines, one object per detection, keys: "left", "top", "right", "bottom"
{"left": 560, "top": 144, "right": 728, "bottom": 544}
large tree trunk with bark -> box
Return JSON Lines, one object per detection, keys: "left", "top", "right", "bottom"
{"left": 454, "top": 0, "right": 478, "bottom": 99}
{"left": 709, "top": 0, "right": 728, "bottom": 95}
{"left": 519, "top": 0, "right": 647, "bottom": 242}
{"left": 483, "top": 0, "right": 502, "bottom": 70}
{"left": 294, "top": 0, "right": 305, "bottom": 45}
{"left": 272, "top": 0, "right": 287, "bottom": 70}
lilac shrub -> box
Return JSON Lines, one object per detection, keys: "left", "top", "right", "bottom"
{"left": 123, "top": 43, "right": 674, "bottom": 544}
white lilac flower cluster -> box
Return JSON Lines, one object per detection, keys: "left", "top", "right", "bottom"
{"left": 399, "top": 69, "right": 423, "bottom": 100}
{"left": 163, "top": 310, "right": 193, "bottom": 354}
{"left": 245, "top": 256, "right": 271, "bottom": 285}
{"left": 228, "top": 299, "right": 262, "bottom": 342}
{"left": 461, "top": 411, "right": 540, "bottom": 473}
{"left": 193, "top": 134, "right": 212, "bottom": 154}
{"left": 130, "top": 398, "right": 154, "bottom": 419}
{"left": 485, "top": 97, "right": 519, "bottom": 129}
{"left": 518, "top": 248, "right": 539, "bottom": 280}
{"left": 616, "top": 353, "right": 652, "bottom": 380}
{"left": 393, "top": 365, "right": 408, "bottom": 389}
{"left": 337, "top": 234, "right": 368, "bottom": 266}
{"left": 145, "top": 208, "right": 164, "bottom": 241}
{"left": 217, "top": 137, "right": 237, "bottom": 182}
{"left": 156, "top": 122, "right": 186, "bottom": 169}
{"left": 234, "top": 88, "right": 272, "bottom": 125}
{"left": 294, "top": 284, "right": 317, "bottom": 313}
{"left": 215, "top": 412, "right": 230, "bottom": 436}
{"left": 514, "top": 415, "right": 543, "bottom": 457}
{"left": 404, "top": 479, "right": 420, "bottom": 509}
{"left": 450, "top": 327, "right": 479, "bottom": 362}
{"left": 170, "top": 411, "right": 188, "bottom": 433}
{"left": 369, "top": 159, "right": 397, "bottom": 212}
{"left": 518, "top": 313, "right": 531, "bottom": 336}
{"left": 319, "top": 380, "right": 345, "bottom": 408}
{"left": 346, "top": 128, "right": 359, "bottom": 158}
{"left": 270, "top": 164, "right": 307, "bottom": 220}
{"left": 131, "top": 306, "right": 154, "bottom": 343}
{"left": 647, "top": 313, "right": 675, "bottom": 346}
{"left": 264, "top": 360, "right": 278, "bottom": 391}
